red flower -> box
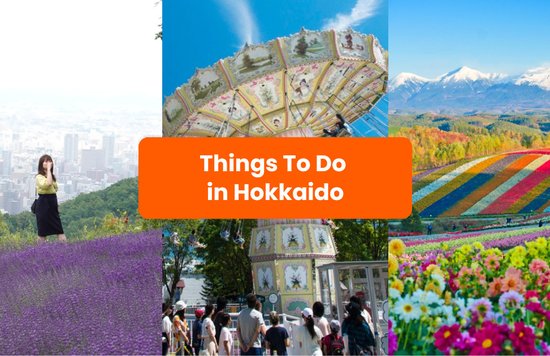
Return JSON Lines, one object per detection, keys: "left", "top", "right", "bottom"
{"left": 434, "top": 324, "right": 461, "bottom": 353}
{"left": 509, "top": 322, "right": 537, "bottom": 355}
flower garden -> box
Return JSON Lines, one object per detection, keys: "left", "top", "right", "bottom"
{"left": 0, "top": 231, "right": 161, "bottom": 354}
{"left": 413, "top": 150, "right": 550, "bottom": 217}
{"left": 388, "top": 229, "right": 550, "bottom": 355}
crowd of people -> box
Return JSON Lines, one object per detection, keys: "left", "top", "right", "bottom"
{"left": 162, "top": 294, "right": 376, "bottom": 356}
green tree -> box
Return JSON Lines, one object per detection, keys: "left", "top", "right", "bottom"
{"left": 401, "top": 207, "right": 423, "bottom": 232}
{"left": 332, "top": 219, "right": 388, "bottom": 261}
{"left": 195, "top": 219, "right": 256, "bottom": 299}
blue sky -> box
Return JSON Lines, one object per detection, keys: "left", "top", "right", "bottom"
{"left": 163, "top": 0, "right": 388, "bottom": 137}
{"left": 163, "top": 0, "right": 388, "bottom": 97}
{"left": 390, "top": 0, "right": 550, "bottom": 78}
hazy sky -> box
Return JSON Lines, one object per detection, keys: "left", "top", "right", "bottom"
{"left": 0, "top": 0, "right": 161, "bottom": 111}
{"left": 390, "top": 0, "right": 550, "bottom": 78}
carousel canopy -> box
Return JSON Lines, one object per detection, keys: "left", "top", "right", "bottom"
{"left": 163, "top": 28, "right": 387, "bottom": 138}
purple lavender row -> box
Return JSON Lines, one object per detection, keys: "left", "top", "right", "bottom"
{"left": 0, "top": 231, "right": 162, "bottom": 355}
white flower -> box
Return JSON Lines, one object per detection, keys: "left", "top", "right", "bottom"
{"left": 389, "top": 288, "right": 401, "bottom": 299}
{"left": 394, "top": 295, "right": 421, "bottom": 322}
{"left": 431, "top": 273, "right": 445, "bottom": 286}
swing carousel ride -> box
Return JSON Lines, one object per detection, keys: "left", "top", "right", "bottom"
{"left": 163, "top": 28, "right": 388, "bottom": 316}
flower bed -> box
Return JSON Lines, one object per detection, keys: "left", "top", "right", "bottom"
{"left": 0, "top": 231, "right": 162, "bottom": 354}
{"left": 403, "top": 226, "right": 550, "bottom": 254}
{"left": 389, "top": 237, "right": 550, "bottom": 355}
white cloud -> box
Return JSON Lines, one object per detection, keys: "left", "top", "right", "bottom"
{"left": 217, "top": 0, "right": 260, "bottom": 45}
{"left": 323, "top": 0, "right": 380, "bottom": 31}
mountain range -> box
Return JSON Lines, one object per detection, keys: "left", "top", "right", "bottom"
{"left": 388, "top": 66, "right": 550, "bottom": 113}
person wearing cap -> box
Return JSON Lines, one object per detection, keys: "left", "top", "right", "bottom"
{"left": 294, "top": 307, "right": 323, "bottom": 356}
{"left": 322, "top": 320, "right": 345, "bottom": 355}
{"left": 265, "top": 311, "right": 290, "bottom": 355}
{"left": 193, "top": 308, "right": 205, "bottom": 355}
{"left": 173, "top": 301, "right": 191, "bottom": 355}
{"left": 341, "top": 302, "right": 375, "bottom": 355}
{"left": 237, "top": 293, "right": 265, "bottom": 355}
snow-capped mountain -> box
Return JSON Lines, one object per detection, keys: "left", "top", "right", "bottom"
{"left": 389, "top": 66, "right": 550, "bottom": 112}
{"left": 515, "top": 67, "right": 550, "bottom": 90}
{"left": 389, "top": 73, "right": 431, "bottom": 90}
{"left": 435, "top": 66, "right": 507, "bottom": 84}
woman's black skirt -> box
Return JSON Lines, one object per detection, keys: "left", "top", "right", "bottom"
{"left": 36, "top": 194, "right": 64, "bottom": 236}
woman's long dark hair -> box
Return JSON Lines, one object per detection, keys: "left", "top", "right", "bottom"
{"left": 304, "top": 315, "right": 316, "bottom": 339}
{"left": 202, "top": 304, "right": 214, "bottom": 322}
{"left": 37, "top": 154, "right": 56, "bottom": 182}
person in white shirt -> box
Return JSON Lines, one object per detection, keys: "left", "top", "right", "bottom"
{"left": 294, "top": 308, "right": 323, "bottom": 356}
{"left": 201, "top": 304, "right": 218, "bottom": 355}
{"left": 162, "top": 304, "right": 173, "bottom": 355}
{"left": 312, "top": 301, "right": 330, "bottom": 337}
{"left": 218, "top": 313, "right": 233, "bottom": 356}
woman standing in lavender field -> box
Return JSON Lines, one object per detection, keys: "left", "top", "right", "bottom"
{"left": 35, "top": 154, "right": 67, "bottom": 242}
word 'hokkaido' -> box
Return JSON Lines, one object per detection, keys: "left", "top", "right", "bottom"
{"left": 207, "top": 182, "right": 344, "bottom": 201}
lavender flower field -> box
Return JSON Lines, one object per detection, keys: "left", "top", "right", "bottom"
{"left": 0, "top": 231, "right": 162, "bottom": 355}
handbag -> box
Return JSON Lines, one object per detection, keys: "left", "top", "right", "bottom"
{"left": 31, "top": 187, "right": 38, "bottom": 214}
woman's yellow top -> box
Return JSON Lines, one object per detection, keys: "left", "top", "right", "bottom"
{"left": 36, "top": 174, "right": 58, "bottom": 194}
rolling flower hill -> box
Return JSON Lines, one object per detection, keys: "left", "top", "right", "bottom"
{"left": 413, "top": 149, "right": 550, "bottom": 217}
{"left": 0, "top": 230, "right": 161, "bottom": 355}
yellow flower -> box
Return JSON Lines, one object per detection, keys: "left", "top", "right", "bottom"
{"left": 444, "top": 291, "right": 452, "bottom": 305}
{"left": 425, "top": 281, "right": 442, "bottom": 296}
{"left": 389, "top": 254, "right": 398, "bottom": 276}
{"left": 473, "top": 242, "right": 484, "bottom": 251}
{"left": 390, "top": 278, "right": 404, "bottom": 293}
{"left": 441, "top": 242, "right": 449, "bottom": 251}
{"left": 458, "top": 244, "right": 473, "bottom": 255}
{"left": 389, "top": 239, "right": 406, "bottom": 257}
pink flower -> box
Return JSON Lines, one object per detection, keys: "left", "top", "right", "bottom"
{"left": 484, "top": 254, "right": 500, "bottom": 271}
{"left": 529, "top": 258, "right": 549, "bottom": 275}
{"left": 434, "top": 324, "right": 461, "bottom": 353}
{"left": 469, "top": 321, "right": 508, "bottom": 355}
{"left": 388, "top": 319, "right": 398, "bottom": 355}
{"left": 524, "top": 290, "right": 540, "bottom": 301}
{"left": 509, "top": 322, "right": 537, "bottom": 355}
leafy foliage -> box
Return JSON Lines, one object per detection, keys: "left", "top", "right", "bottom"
{"left": 332, "top": 219, "right": 388, "bottom": 261}
{"left": 391, "top": 113, "right": 550, "bottom": 170}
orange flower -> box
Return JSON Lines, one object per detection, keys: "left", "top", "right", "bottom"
{"left": 501, "top": 267, "right": 526, "bottom": 293}
{"left": 487, "top": 277, "right": 503, "bottom": 297}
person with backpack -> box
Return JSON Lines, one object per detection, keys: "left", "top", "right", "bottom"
{"left": 341, "top": 302, "right": 375, "bottom": 355}
{"left": 322, "top": 320, "right": 345, "bottom": 355}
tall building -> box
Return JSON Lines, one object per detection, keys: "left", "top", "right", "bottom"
{"left": 0, "top": 150, "right": 12, "bottom": 177}
{"left": 102, "top": 134, "right": 115, "bottom": 169}
{"left": 64, "top": 134, "right": 79, "bottom": 163}
{"left": 81, "top": 148, "right": 105, "bottom": 173}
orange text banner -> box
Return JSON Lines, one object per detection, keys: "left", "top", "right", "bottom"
{"left": 138, "top": 137, "right": 412, "bottom": 219}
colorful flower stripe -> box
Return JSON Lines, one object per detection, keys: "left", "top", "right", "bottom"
{"left": 508, "top": 175, "right": 550, "bottom": 214}
{"left": 442, "top": 154, "right": 524, "bottom": 217}
{"left": 482, "top": 233, "right": 544, "bottom": 250}
{"left": 463, "top": 155, "right": 548, "bottom": 215}
{"left": 413, "top": 166, "right": 444, "bottom": 183}
{"left": 418, "top": 155, "right": 508, "bottom": 217}
{"left": 499, "top": 161, "right": 550, "bottom": 214}
{"left": 406, "top": 226, "right": 550, "bottom": 254}
{"left": 417, "top": 156, "right": 507, "bottom": 217}
{"left": 412, "top": 161, "right": 466, "bottom": 192}
{"left": 520, "top": 186, "right": 550, "bottom": 214}
{"left": 481, "top": 155, "right": 550, "bottom": 214}
{"left": 404, "top": 226, "right": 550, "bottom": 247}
{"left": 413, "top": 157, "right": 493, "bottom": 203}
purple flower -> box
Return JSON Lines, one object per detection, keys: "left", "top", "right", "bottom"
{"left": 498, "top": 291, "right": 524, "bottom": 314}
